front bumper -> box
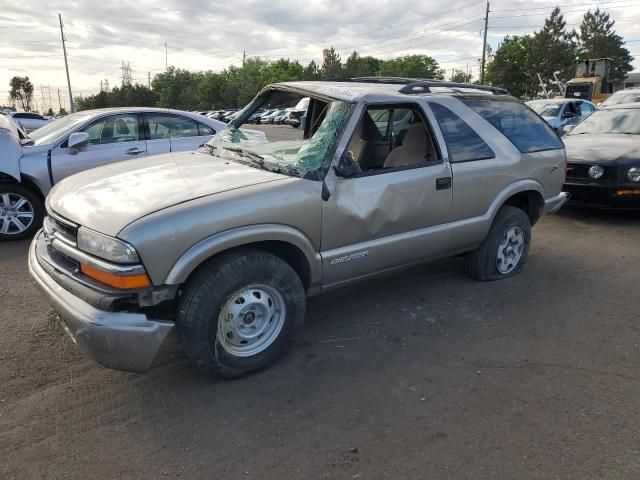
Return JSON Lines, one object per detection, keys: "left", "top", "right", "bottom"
{"left": 542, "top": 191, "right": 570, "bottom": 214}
{"left": 564, "top": 182, "right": 640, "bottom": 209}
{"left": 28, "top": 233, "right": 174, "bottom": 373}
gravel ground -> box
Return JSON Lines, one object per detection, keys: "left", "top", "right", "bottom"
{"left": 1, "top": 145, "right": 639, "bottom": 479}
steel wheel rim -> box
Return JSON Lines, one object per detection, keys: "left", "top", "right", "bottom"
{"left": 217, "top": 284, "right": 286, "bottom": 357}
{"left": 496, "top": 226, "right": 525, "bottom": 274}
{"left": 0, "top": 192, "right": 34, "bottom": 235}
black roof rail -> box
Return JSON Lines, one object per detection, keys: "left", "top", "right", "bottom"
{"left": 349, "top": 76, "right": 423, "bottom": 84}
{"left": 399, "top": 80, "right": 510, "bottom": 96}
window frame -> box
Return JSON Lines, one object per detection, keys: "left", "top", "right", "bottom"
{"left": 426, "top": 100, "right": 496, "bottom": 164}
{"left": 142, "top": 112, "right": 213, "bottom": 140}
{"left": 460, "top": 96, "right": 564, "bottom": 154}
{"left": 60, "top": 113, "right": 143, "bottom": 148}
{"left": 339, "top": 101, "right": 445, "bottom": 179}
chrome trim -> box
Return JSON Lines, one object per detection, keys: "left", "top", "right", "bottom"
{"left": 47, "top": 208, "right": 79, "bottom": 229}
{"left": 51, "top": 238, "right": 146, "bottom": 276}
{"left": 43, "top": 216, "right": 76, "bottom": 248}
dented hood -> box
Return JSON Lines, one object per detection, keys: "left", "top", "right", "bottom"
{"left": 47, "top": 151, "right": 288, "bottom": 236}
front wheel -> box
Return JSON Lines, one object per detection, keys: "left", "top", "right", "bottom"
{"left": 0, "top": 184, "right": 44, "bottom": 241}
{"left": 177, "top": 249, "right": 306, "bottom": 377}
{"left": 465, "top": 206, "right": 531, "bottom": 281}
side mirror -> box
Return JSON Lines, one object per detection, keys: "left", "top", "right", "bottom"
{"left": 68, "top": 132, "right": 90, "bottom": 150}
{"left": 334, "top": 151, "right": 362, "bottom": 178}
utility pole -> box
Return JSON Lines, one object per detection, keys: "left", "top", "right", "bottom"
{"left": 165, "top": 42, "right": 168, "bottom": 69}
{"left": 58, "top": 14, "right": 74, "bottom": 113}
{"left": 148, "top": 71, "right": 151, "bottom": 88}
{"left": 480, "top": 1, "right": 490, "bottom": 85}
{"left": 242, "top": 49, "right": 246, "bottom": 67}
{"left": 57, "top": 88, "right": 62, "bottom": 112}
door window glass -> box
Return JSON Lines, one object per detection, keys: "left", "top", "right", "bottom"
{"left": 197, "top": 123, "right": 215, "bottom": 136}
{"left": 579, "top": 103, "right": 594, "bottom": 115}
{"left": 346, "top": 105, "right": 441, "bottom": 172}
{"left": 429, "top": 102, "right": 495, "bottom": 162}
{"left": 146, "top": 114, "right": 203, "bottom": 139}
{"left": 80, "top": 114, "right": 139, "bottom": 145}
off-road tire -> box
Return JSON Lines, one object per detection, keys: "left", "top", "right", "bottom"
{"left": 176, "top": 249, "right": 306, "bottom": 378}
{"left": 465, "top": 206, "right": 531, "bottom": 281}
{"left": 0, "top": 183, "right": 44, "bottom": 241}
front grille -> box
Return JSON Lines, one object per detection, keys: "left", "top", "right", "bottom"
{"left": 566, "top": 163, "right": 616, "bottom": 181}
{"left": 44, "top": 213, "right": 77, "bottom": 245}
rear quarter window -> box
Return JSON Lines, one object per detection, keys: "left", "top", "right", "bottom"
{"left": 461, "top": 98, "right": 563, "bottom": 153}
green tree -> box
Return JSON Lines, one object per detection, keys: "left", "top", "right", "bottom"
{"left": 379, "top": 55, "right": 444, "bottom": 79}
{"left": 46, "top": 107, "right": 54, "bottom": 116}
{"left": 486, "top": 35, "right": 536, "bottom": 98}
{"left": 528, "top": 7, "right": 576, "bottom": 88}
{"left": 152, "top": 67, "right": 203, "bottom": 110}
{"left": 321, "top": 47, "right": 343, "bottom": 79}
{"left": 451, "top": 68, "right": 471, "bottom": 83}
{"left": 578, "top": 8, "right": 633, "bottom": 83}
{"left": 302, "top": 60, "right": 321, "bottom": 80}
{"left": 344, "top": 51, "right": 381, "bottom": 78}
{"left": 9, "top": 76, "right": 34, "bottom": 111}
{"left": 58, "top": 107, "right": 68, "bottom": 116}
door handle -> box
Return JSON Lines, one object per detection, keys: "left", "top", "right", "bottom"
{"left": 125, "top": 147, "right": 145, "bottom": 155}
{"left": 436, "top": 177, "right": 451, "bottom": 190}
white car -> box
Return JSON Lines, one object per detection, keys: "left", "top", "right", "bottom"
{"left": 0, "top": 107, "right": 231, "bottom": 239}
{"left": 9, "top": 112, "right": 53, "bottom": 132}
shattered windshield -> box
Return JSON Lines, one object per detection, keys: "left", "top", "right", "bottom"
{"left": 568, "top": 108, "right": 640, "bottom": 135}
{"left": 203, "top": 90, "right": 351, "bottom": 178}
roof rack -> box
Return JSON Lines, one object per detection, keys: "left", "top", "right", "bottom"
{"left": 348, "top": 77, "right": 509, "bottom": 96}
{"left": 399, "top": 80, "right": 509, "bottom": 96}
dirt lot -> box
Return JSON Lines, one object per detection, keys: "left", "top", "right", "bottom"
{"left": 2, "top": 176, "right": 640, "bottom": 478}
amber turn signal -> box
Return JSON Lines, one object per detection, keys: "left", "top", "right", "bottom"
{"left": 615, "top": 189, "right": 640, "bottom": 196}
{"left": 80, "top": 263, "right": 151, "bottom": 289}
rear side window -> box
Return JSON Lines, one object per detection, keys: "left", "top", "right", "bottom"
{"left": 429, "top": 102, "right": 495, "bottom": 163}
{"left": 462, "top": 98, "right": 563, "bottom": 153}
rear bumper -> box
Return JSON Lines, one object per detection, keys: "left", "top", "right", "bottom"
{"left": 28, "top": 233, "right": 174, "bottom": 373}
{"left": 542, "top": 192, "right": 570, "bottom": 214}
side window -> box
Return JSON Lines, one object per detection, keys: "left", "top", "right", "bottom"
{"left": 579, "top": 103, "right": 593, "bottom": 115}
{"left": 462, "top": 98, "right": 563, "bottom": 153}
{"left": 146, "top": 113, "right": 171, "bottom": 140}
{"left": 197, "top": 123, "right": 215, "bottom": 136}
{"left": 345, "top": 105, "right": 441, "bottom": 173}
{"left": 168, "top": 116, "right": 200, "bottom": 138}
{"left": 429, "top": 102, "right": 495, "bottom": 163}
{"left": 145, "top": 114, "right": 202, "bottom": 139}
{"left": 80, "top": 114, "right": 139, "bottom": 145}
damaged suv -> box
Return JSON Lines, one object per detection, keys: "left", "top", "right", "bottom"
{"left": 29, "top": 79, "right": 568, "bottom": 377}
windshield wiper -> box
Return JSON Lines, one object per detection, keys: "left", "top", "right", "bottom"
{"left": 223, "top": 146, "right": 264, "bottom": 162}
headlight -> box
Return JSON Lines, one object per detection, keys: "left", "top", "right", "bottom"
{"left": 588, "top": 165, "right": 604, "bottom": 179}
{"left": 77, "top": 227, "right": 140, "bottom": 263}
{"left": 628, "top": 167, "right": 640, "bottom": 182}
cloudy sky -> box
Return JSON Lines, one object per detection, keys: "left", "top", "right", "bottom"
{"left": 1, "top": 0, "right": 639, "bottom": 111}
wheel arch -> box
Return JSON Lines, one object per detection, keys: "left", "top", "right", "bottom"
{"left": 165, "top": 225, "right": 322, "bottom": 294}
{"left": 0, "top": 172, "right": 45, "bottom": 201}
{"left": 489, "top": 180, "right": 545, "bottom": 226}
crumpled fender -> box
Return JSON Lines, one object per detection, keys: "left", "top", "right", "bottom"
{"left": 0, "top": 126, "right": 22, "bottom": 182}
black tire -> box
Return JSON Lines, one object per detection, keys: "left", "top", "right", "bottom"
{"left": 176, "top": 249, "right": 306, "bottom": 378}
{"left": 465, "top": 206, "right": 531, "bottom": 281}
{"left": 0, "top": 183, "right": 44, "bottom": 241}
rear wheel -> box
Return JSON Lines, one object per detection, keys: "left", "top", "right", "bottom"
{"left": 465, "top": 206, "right": 531, "bottom": 281}
{"left": 0, "top": 184, "right": 43, "bottom": 241}
{"left": 177, "top": 249, "right": 305, "bottom": 378}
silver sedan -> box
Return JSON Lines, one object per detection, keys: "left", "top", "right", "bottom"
{"left": 0, "top": 107, "right": 226, "bottom": 240}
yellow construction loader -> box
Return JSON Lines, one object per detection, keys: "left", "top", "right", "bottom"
{"left": 565, "top": 58, "right": 614, "bottom": 103}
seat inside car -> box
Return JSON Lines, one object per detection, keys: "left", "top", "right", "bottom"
{"left": 383, "top": 121, "right": 436, "bottom": 168}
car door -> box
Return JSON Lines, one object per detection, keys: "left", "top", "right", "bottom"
{"left": 50, "top": 113, "right": 147, "bottom": 183}
{"left": 166, "top": 115, "right": 216, "bottom": 152}
{"left": 321, "top": 102, "right": 453, "bottom": 287}
{"left": 143, "top": 112, "right": 173, "bottom": 156}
